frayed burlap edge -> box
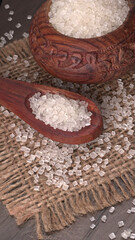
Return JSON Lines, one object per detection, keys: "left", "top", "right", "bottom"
{"left": 0, "top": 38, "right": 135, "bottom": 240}
{"left": 0, "top": 146, "right": 135, "bottom": 239}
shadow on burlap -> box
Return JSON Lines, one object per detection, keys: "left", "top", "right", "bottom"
{"left": 0, "top": 38, "right": 135, "bottom": 239}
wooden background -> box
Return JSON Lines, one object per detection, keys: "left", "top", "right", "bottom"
{"left": 0, "top": 0, "right": 135, "bottom": 239}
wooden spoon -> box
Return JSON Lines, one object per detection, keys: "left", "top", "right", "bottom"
{"left": 0, "top": 78, "right": 103, "bottom": 144}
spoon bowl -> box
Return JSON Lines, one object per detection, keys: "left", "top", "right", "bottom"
{"left": 0, "top": 78, "right": 103, "bottom": 144}
{"left": 29, "top": 0, "right": 135, "bottom": 84}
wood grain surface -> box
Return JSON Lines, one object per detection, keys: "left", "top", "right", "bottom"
{"left": 0, "top": 199, "right": 135, "bottom": 240}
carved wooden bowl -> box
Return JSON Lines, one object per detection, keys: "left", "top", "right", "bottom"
{"left": 29, "top": 0, "right": 135, "bottom": 84}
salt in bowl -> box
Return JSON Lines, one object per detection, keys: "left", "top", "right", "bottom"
{"left": 29, "top": 0, "right": 135, "bottom": 84}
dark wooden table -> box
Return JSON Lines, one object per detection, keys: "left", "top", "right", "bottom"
{"left": 0, "top": 0, "right": 135, "bottom": 239}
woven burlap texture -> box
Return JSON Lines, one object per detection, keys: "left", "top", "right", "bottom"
{"left": 0, "top": 38, "right": 135, "bottom": 239}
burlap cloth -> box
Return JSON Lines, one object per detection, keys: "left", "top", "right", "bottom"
{"left": 0, "top": 38, "right": 135, "bottom": 239}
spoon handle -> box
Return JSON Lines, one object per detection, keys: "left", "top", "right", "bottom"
{"left": 0, "top": 77, "right": 38, "bottom": 125}
{"left": 0, "top": 77, "right": 35, "bottom": 108}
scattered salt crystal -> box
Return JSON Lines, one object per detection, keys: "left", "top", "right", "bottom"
{"left": 118, "top": 221, "right": 124, "bottom": 227}
{"left": 10, "top": 112, "right": 14, "bottom": 117}
{"left": 111, "top": 131, "right": 116, "bottom": 136}
{"left": 39, "top": 159, "right": 44, "bottom": 165}
{"left": 127, "top": 209, "right": 132, "bottom": 214}
{"left": 42, "top": 139, "right": 47, "bottom": 145}
{"left": 7, "top": 56, "right": 12, "bottom": 61}
{"left": 130, "top": 233, "right": 135, "bottom": 239}
{"left": 95, "top": 147, "right": 101, "bottom": 154}
{"left": 114, "top": 145, "right": 121, "bottom": 151}
{"left": 24, "top": 60, "right": 30, "bottom": 67}
{"left": 81, "top": 156, "right": 87, "bottom": 160}
{"left": 97, "top": 158, "right": 103, "bottom": 164}
{"left": 33, "top": 166, "right": 39, "bottom": 173}
{"left": 33, "top": 72, "right": 39, "bottom": 79}
{"left": 98, "top": 150, "right": 106, "bottom": 158}
{"left": 90, "top": 223, "right": 96, "bottom": 229}
{"left": 9, "top": 10, "right": 14, "bottom": 15}
{"left": 129, "top": 83, "right": 134, "bottom": 89}
{"left": 3, "top": 110, "right": 10, "bottom": 117}
{"left": 10, "top": 133, "right": 15, "bottom": 138}
{"left": 98, "top": 139, "right": 104, "bottom": 144}
{"left": 55, "top": 169, "right": 63, "bottom": 176}
{"left": 4, "top": 4, "right": 10, "bottom": 9}
{"left": 109, "top": 206, "right": 115, "bottom": 213}
{"left": 68, "top": 170, "right": 74, "bottom": 176}
{"left": 128, "top": 149, "right": 135, "bottom": 156}
{"left": 131, "top": 207, "right": 135, "bottom": 213}
{"left": 10, "top": 123, "right": 15, "bottom": 129}
{"left": 121, "top": 232, "right": 128, "bottom": 239}
{"left": 27, "top": 15, "right": 32, "bottom": 20}
{"left": 109, "top": 233, "right": 116, "bottom": 239}
{"left": 101, "top": 215, "right": 107, "bottom": 223}
{"left": 16, "top": 136, "right": 21, "bottom": 142}
{"left": 28, "top": 170, "right": 34, "bottom": 175}
{"left": 76, "top": 170, "right": 82, "bottom": 176}
{"left": 104, "top": 158, "right": 109, "bottom": 165}
{"left": 99, "top": 170, "right": 105, "bottom": 177}
{"left": 8, "top": 17, "right": 12, "bottom": 21}
{"left": 46, "top": 179, "right": 52, "bottom": 186}
{"left": 90, "top": 216, "right": 95, "bottom": 222}
{"left": 55, "top": 181, "right": 63, "bottom": 188}
{"left": 35, "top": 150, "right": 42, "bottom": 158}
{"left": 22, "top": 32, "right": 29, "bottom": 38}
{"left": 0, "top": 106, "right": 5, "bottom": 111}
{"left": 128, "top": 130, "right": 134, "bottom": 135}
{"left": 29, "top": 155, "right": 36, "bottom": 161}
{"left": 90, "top": 152, "right": 97, "bottom": 159}
{"left": 34, "top": 142, "right": 40, "bottom": 148}
{"left": 46, "top": 165, "right": 51, "bottom": 171}
{"left": 94, "top": 166, "right": 100, "bottom": 172}
{"left": 83, "top": 180, "right": 88, "bottom": 186}
{"left": 119, "top": 148, "right": 125, "bottom": 155}
{"left": 62, "top": 183, "right": 69, "bottom": 191}
{"left": 20, "top": 146, "right": 30, "bottom": 152}
{"left": 92, "top": 163, "right": 98, "bottom": 168}
{"left": 13, "top": 55, "right": 18, "bottom": 61}
{"left": 83, "top": 164, "right": 91, "bottom": 171}
{"left": 79, "top": 178, "right": 83, "bottom": 185}
{"left": 16, "top": 23, "right": 21, "bottom": 28}
{"left": 38, "top": 168, "right": 45, "bottom": 175}
{"left": 121, "top": 229, "right": 132, "bottom": 239}
{"left": 73, "top": 181, "right": 78, "bottom": 187}
{"left": 104, "top": 137, "right": 110, "bottom": 143}
{"left": 34, "top": 186, "right": 40, "bottom": 191}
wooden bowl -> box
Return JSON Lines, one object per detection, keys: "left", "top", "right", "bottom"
{"left": 29, "top": 0, "right": 135, "bottom": 84}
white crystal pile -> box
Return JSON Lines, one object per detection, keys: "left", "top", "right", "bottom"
{"left": 29, "top": 92, "right": 92, "bottom": 132}
{"left": 49, "top": 0, "right": 129, "bottom": 38}
{"left": 1, "top": 58, "right": 135, "bottom": 192}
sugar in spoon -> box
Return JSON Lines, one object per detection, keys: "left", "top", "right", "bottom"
{"left": 0, "top": 77, "right": 103, "bottom": 144}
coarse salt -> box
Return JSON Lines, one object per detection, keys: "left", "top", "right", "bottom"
{"left": 49, "top": 0, "right": 129, "bottom": 38}
{"left": 29, "top": 92, "right": 92, "bottom": 132}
